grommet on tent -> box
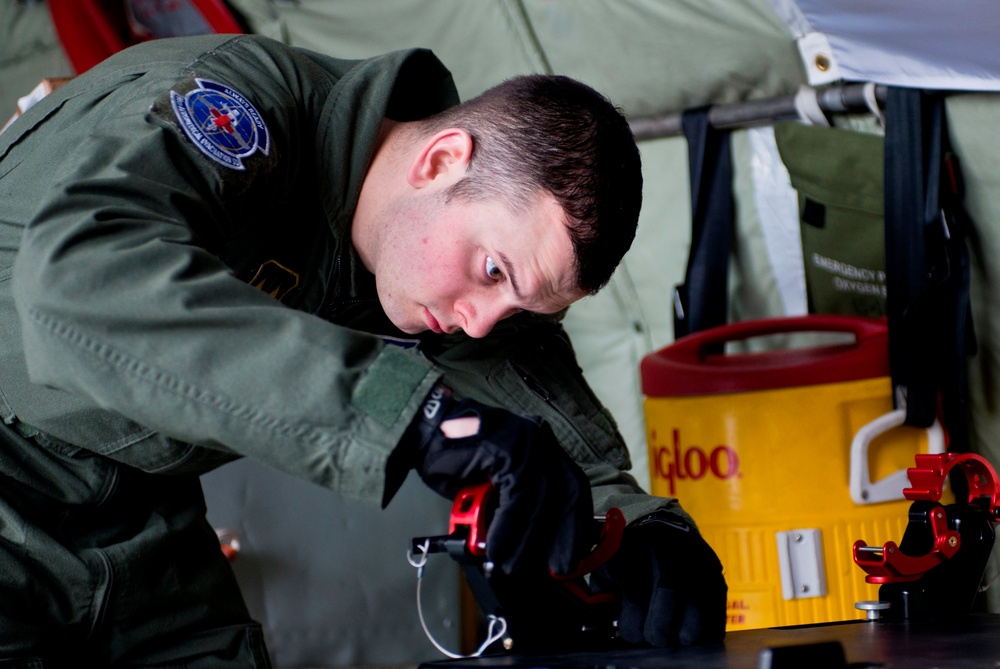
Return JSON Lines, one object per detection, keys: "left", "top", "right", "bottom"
{"left": 796, "top": 30, "right": 842, "bottom": 86}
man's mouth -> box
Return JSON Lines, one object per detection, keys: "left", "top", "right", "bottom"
{"left": 424, "top": 308, "right": 445, "bottom": 334}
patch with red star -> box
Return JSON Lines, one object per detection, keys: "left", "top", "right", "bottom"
{"left": 169, "top": 79, "right": 269, "bottom": 170}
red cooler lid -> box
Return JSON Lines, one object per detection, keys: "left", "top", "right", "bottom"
{"left": 641, "top": 315, "right": 889, "bottom": 397}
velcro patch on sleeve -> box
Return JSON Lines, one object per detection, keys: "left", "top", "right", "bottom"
{"left": 351, "top": 346, "right": 434, "bottom": 427}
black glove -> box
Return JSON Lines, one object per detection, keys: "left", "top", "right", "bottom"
{"left": 593, "top": 512, "right": 727, "bottom": 647}
{"left": 385, "top": 384, "right": 594, "bottom": 576}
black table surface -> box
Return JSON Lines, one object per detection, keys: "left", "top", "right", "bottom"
{"left": 419, "top": 614, "right": 1000, "bottom": 669}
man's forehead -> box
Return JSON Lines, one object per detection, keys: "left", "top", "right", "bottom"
{"left": 518, "top": 246, "right": 585, "bottom": 314}
{"left": 516, "top": 197, "right": 583, "bottom": 308}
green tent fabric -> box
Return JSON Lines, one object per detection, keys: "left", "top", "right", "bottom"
{"left": 225, "top": 0, "right": 806, "bottom": 112}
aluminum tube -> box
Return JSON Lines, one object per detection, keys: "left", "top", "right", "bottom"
{"left": 629, "top": 83, "right": 888, "bottom": 141}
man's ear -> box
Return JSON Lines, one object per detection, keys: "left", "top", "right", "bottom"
{"left": 406, "top": 128, "right": 473, "bottom": 189}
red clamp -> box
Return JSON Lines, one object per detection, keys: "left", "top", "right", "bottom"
{"left": 449, "top": 482, "right": 495, "bottom": 557}
{"left": 449, "top": 481, "right": 626, "bottom": 597}
{"left": 853, "top": 452, "right": 1000, "bottom": 584}
{"left": 904, "top": 452, "right": 1000, "bottom": 514}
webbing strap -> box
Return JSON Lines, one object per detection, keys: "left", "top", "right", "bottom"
{"left": 673, "top": 108, "right": 734, "bottom": 339}
{"left": 883, "top": 88, "right": 974, "bottom": 450}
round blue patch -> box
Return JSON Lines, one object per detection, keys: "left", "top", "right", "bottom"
{"left": 170, "top": 79, "right": 270, "bottom": 170}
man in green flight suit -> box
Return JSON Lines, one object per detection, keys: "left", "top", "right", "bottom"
{"left": 0, "top": 33, "right": 726, "bottom": 667}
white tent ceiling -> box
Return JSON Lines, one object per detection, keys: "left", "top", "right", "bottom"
{"left": 771, "top": 0, "right": 1000, "bottom": 91}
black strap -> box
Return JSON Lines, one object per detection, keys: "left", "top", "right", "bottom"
{"left": 883, "top": 88, "right": 975, "bottom": 450}
{"left": 673, "top": 108, "right": 734, "bottom": 339}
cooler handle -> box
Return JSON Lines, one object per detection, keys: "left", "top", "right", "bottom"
{"left": 670, "top": 315, "right": 886, "bottom": 358}
{"left": 849, "top": 409, "right": 945, "bottom": 505}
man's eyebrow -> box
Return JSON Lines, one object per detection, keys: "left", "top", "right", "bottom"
{"left": 497, "top": 251, "right": 522, "bottom": 300}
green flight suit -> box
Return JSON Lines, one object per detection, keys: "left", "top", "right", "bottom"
{"left": 0, "top": 34, "right": 688, "bottom": 666}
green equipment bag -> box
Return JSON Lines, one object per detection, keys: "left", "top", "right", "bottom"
{"left": 774, "top": 121, "right": 886, "bottom": 318}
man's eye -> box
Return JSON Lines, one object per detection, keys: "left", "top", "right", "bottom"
{"left": 485, "top": 256, "right": 503, "bottom": 281}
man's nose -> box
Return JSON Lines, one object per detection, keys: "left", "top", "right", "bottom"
{"left": 456, "top": 298, "right": 515, "bottom": 339}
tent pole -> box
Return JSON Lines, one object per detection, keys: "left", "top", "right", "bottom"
{"left": 629, "top": 83, "right": 887, "bottom": 140}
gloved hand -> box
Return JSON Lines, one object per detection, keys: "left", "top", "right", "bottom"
{"left": 592, "top": 512, "right": 727, "bottom": 647}
{"left": 384, "top": 383, "right": 594, "bottom": 576}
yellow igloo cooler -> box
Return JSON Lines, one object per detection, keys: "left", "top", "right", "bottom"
{"left": 641, "top": 315, "right": 947, "bottom": 631}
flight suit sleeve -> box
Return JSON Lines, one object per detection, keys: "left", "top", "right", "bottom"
{"left": 8, "top": 42, "right": 441, "bottom": 504}
{"left": 421, "top": 316, "right": 693, "bottom": 526}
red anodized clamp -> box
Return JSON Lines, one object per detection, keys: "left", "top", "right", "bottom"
{"left": 448, "top": 480, "right": 625, "bottom": 605}
{"left": 853, "top": 452, "right": 1000, "bottom": 584}
{"left": 904, "top": 452, "right": 1000, "bottom": 514}
{"left": 449, "top": 482, "right": 495, "bottom": 557}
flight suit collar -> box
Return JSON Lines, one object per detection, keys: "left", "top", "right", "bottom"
{"left": 313, "top": 48, "right": 459, "bottom": 249}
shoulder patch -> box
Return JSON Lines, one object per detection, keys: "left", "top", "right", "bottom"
{"left": 169, "top": 79, "right": 269, "bottom": 170}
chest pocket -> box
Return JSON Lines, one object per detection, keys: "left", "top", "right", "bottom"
{"left": 247, "top": 259, "right": 301, "bottom": 302}
{"left": 218, "top": 193, "right": 334, "bottom": 314}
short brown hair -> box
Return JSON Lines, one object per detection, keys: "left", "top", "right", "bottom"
{"left": 420, "top": 75, "right": 642, "bottom": 294}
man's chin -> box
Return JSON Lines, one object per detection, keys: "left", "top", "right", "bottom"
{"left": 391, "top": 317, "right": 425, "bottom": 335}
